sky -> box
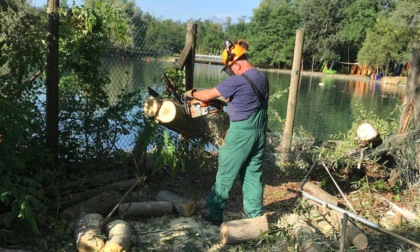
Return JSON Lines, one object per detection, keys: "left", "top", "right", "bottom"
{"left": 29, "top": 0, "right": 262, "bottom": 23}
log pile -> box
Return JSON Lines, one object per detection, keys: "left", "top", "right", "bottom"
{"left": 75, "top": 213, "right": 131, "bottom": 252}
{"left": 73, "top": 189, "right": 197, "bottom": 251}
{"left": 287, "top": 214, "right": 321, "bottom": 252}
{"left": 301, "top": 182, "right": 368, "bottom": 250}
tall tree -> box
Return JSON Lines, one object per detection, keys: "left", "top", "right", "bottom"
{"left": 297, "top": 0, "right": 346, "bottom": 70}
{"left": 195, "top": 19, "right": 224, "bottom": 55}
{"left": 357, "top": 0, "right": 418, "bottom": 74}
{"left": 247, "top": 0, "right": 299, "bottom": 68}
{"left": 336, "top": 0, "right": 379, "bottom": 64}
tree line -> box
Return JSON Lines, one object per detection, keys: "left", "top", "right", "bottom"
{"left": 74, "top": 0, "right": 420, "bottom": 75}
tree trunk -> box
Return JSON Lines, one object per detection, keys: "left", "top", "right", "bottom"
{"left": 61, "top": 191, "right": 121, "bottom": 220}
{"left": 220, "top": 216, "right": 269, "bottom": 245}
{"left": 144, "top": 97, "right": 229, "bottom": 147}
{"left": 74, "top": 213, "right": 105, "bottom": 252}
{"left": 156, "top": 190, "right": 196, "bottom": 217}
{"left": 46, "top": 0, "right": 59, "bottom": 160}
{"left": 118, "top": 202, "right": 174, "bottom": 219}
{"left": 399, "top": 41, "right": 420, "bottom": 133}
{"left": 103, "top": 220, "right": 131, "bottom": 252}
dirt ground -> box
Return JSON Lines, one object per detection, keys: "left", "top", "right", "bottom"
{"left": 131, "top": 156, "right": 420, "bottom": 252}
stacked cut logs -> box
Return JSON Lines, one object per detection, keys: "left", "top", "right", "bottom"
{"left": 75, "top": 213, "right": 132, "bottom": 252}
{"left": 301, "top": 182, "right": 369, "bottom": 250}
{"left": 143, "top": 96, "right": 229, "bottom": 147}
{"left": 74, "top": 190, "right": 197, "bottom": 251}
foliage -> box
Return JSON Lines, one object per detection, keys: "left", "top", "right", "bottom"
{"left": 248, "top": 0, "right": 300, "bottom": 68}
{"left": 357, "top": 0, "right": 420, "bottom": 73}
{"left": 0, "top": 0, "right": 49, "bottom": 235}
{"left": 315, "top": 102, "right": 400, "bottom": 169}
{"left": 58, "top": 2, "right": 139, "bottom": 170}
{"left": 195, "top": 20, "right": 225, "bottom": 55}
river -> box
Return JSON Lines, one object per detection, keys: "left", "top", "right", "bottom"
{"left": 193, "top": 63, "right": 405, "bottom": 142}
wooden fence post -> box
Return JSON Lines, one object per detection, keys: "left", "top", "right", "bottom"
{"left": 177, "top": 23, "right": 197, "bottom": 91}
{"left": 277, "top": 28, "right": 304, "bottom": 164}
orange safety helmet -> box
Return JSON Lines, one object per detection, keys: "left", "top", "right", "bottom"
{"left": 221, "top": 39, "right": 249, "bottom": 66}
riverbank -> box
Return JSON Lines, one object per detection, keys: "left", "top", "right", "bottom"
{"left": 260, "top": 68, "right": 408, "bottom": 85}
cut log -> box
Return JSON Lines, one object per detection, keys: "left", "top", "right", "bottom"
{"left": 45, "top": 169, "right": 134, "bottom": 195}
{"left": 0, "top": 249, "right": 31, "bottom": 252}
{"left": 156, "top": 190, "right": 196, "bottom": 217}
{"left": 118, "top": 202, "right": 174, "bottom": 219}
{"left": 143, "top": 97, "right": 229, "bottom": 147}
{"left": 308, "top": 207, "right": 334, "bottom": 235}
{"left": 144, "top": 96, "right": 163, "bottom": 118}
{"left": 74, "top": 213, "right": 105, "bottom": 252}
{"left": 287, "top": 214, "right": 320, "bottom": 252}
{"left": 103, "top": 220, "right": 131, "bottom": 252}
{"left": 106, "top": 179, "right": 139, "bottom": 191}
{"left": 61, "top": 191, "right": 121, "bottom": 220}
{"left": 302, "top": 182, "right": 339, "bottom": 206}
{"left": 303, "top": 188, "right": 368, "bottom": 250}
{"left": 220, "top": 215, "right": 269, "bottom": 245}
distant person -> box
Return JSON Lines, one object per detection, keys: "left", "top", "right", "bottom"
{"left": 184, "top": 39, "right": 269, "bottom": 225}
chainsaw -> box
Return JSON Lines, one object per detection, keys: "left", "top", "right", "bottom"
{"left": 183, "top": 97, "right": 225, "bottom": 118}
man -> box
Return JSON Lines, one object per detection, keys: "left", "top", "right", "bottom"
{"left": 184, "top": 39, "right": 269, "bottom": 225}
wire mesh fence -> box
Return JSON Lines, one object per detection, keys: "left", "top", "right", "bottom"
{"left": 103, "top": 20, "right": 170, "bottom": 151}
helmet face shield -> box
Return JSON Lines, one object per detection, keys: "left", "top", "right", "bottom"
{"left": 221, "top": 65, "right": 235, "bottom": 76}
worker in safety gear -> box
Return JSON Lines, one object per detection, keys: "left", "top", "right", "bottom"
{"left": 184, "top": 39, "right": 269, "bottom": 225}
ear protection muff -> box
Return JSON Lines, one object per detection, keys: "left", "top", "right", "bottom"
{"left": 236, "top": 39, "right": 249, "bottom": 50}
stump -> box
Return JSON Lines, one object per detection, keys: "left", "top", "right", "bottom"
{"left": 220, "top": 215, "right": 269, "bottom": 245}
{"left": 74, "top": 213, "right": 105, "bottom": 252}
{"left": 156, "top": 190, "right": 196, "bottom": 217}
{"left": 118, "top": 202, "right": 174, "bottom": 218}
{"left": 62, "top": 191, "right": 121, "bottom": 220}
{"left": 103, "top": 220, "right": 132, "bottom": 252}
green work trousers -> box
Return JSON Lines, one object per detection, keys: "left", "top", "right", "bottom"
{"left": 207, "top": 102, "right": 267, "bottom": 222}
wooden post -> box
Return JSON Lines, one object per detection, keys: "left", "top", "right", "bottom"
{"left": 339, "top": 213, "right": 348, "bottom": 252}
{"left": 178, "top": 23, "right": 197, "bottom": 91}
{"left": 46, "top": 0, "right": 59, "bottom": 160}
{"left": 277, "top": 28, "right": 304, "bottom": 163}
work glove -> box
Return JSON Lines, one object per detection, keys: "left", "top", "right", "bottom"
{"left": 184, "top": 88, "right": 197, "bottom": 99}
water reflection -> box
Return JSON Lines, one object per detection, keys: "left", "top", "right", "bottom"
{"left": 194, "top": 64, "right": 404, "bottom": 141}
